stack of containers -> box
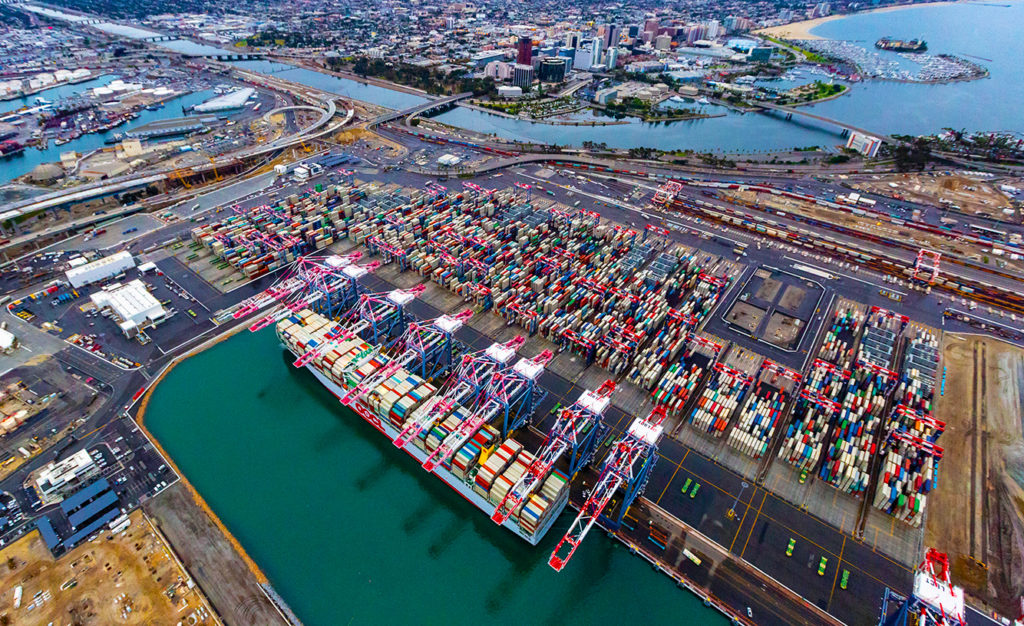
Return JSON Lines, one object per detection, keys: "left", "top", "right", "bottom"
{"left": 424, "top": 407, "right": 472, "bottom": 453}
{"left": 689, "top": 365, "right": 749, "bottom": 436}
{"left": 518, "top": 469, "right": 569, "bottom": 535}
{"left": 818, "top": 306, "right": 865, "bottom": 369}
{"left": 387, "top": 382, "right": 437, "bottom": 428}
{"left": 489, "top": 451, "right": 536, "bottom": 508}
{"left": 650, "top": 361, "right": 704, "bottom": 414}
{"left": 474, "top": 439, "right": 523, "bottom": 499}
{"left": 728, "top": 384, "right": 787, "bottom": 459}
{"left": 872, "top": 434, "right": 937, "bottom": 527}
{"left": 818, "top": 368, "right": 893, "bottom": 495}
{"left": 450, "top": 425, "right": 500, "bottom": 481}
{"left": 777, "top": 360, "right": 848, "bottom": 472}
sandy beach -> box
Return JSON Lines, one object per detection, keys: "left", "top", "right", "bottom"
{"left": 755, "top": 1, "right": 961, "bottom": 39}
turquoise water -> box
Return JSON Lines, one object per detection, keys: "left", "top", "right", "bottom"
{"left": 2, "top": 89, "right": 216, "bottom": 184}
{"left": 144, "top": 330, "right": 726, "bottom": 625}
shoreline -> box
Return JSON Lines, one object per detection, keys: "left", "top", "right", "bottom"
{"left": 755, "top": 1, "right": 964, "bottom": 40}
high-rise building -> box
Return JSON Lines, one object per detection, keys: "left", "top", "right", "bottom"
{"left": 565, "top": 31, "right": 581, "bottom": 48}
{"left": 605, "top": 47, "right": 619, "bottom": 69}
{"left": 644, "top": 18, "right": 659, "bottom": 34}
{"left": 516, "top": 36, "right": 533, "bottom": 65}
{"left": 602, "top": 24, "right": 621, "bottom": 50}
{"left": 590, "top": 38, "right": 603, "bottom": 64}
{"left": 484, "top": 60, "right": 513, "bottom": 80}
{"left": 557, "top": 47, "right": 576, "bottom": 72}
{"left": 512, "top": 64, "right": 535, "bottom": 89}
{"left": 573, "top": 45, "right": 594, "bottom": 71}
{"left": 538, "top": 56, "right": 568, "bottom": 82}
{"left": 627, "top": 24, "right": 640, "bottom": 38}
{"left": 445, "top": 16, "right": 456, "bottom": 29}
{"left": 685, "top": 25, "right": 700, "bottom": 45}
{"left": 705, "top": 19, "right": 720, "bottom": 39}
{"left": 654, "top": 34, "right": 672, "bottom": 51}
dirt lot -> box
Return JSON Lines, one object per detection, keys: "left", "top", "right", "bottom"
{"left": 850, "top": 174, "right": 1018, "bottom": 221}
{"left": 754, "top": 276, "right": 782, "bottom": 301}
{"left": 764, "top": 311, "right": 802, "bottom": 349}
{"left": 0, "top": 510, "right": 215, "bottom": 625}
{"left": 927, "top": 334, "right": 1024, "bottom": 615}
{"left": 725, "top": 300, "right": 766, "bottom": 333}
{"left": 143, "top": 482, "right": 284, "bottom": 625}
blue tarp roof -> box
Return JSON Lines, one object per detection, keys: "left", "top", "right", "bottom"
{"left": 62, "top": 508, "right": 121, "bottom": 549}
{"left": 36, "top": 516, "right": 61, "bottom": 550}
{"left": 60, "top": 478, "right": 110, "bottom": 514}
{"left": 68, "top": 491, "right": 118, "bottom": 529}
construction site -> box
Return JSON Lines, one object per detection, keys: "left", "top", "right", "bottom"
{"left": 848, "top": 173, "right": 1022, "bottom": 222}
{"left": 0, "top": 510, "right": 216, "bottom": 625}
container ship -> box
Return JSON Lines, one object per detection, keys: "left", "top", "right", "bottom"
{"left": 875, "top": 37, "right": 927, "bottom": 52}
{"left": 272, "top": 300, "right": 579, "bottom": 545}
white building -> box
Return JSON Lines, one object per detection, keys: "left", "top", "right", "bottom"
{"left": 65, "top": 250, "right": 135, "bottom": 288}
{"left": 594, "top": 86, "right": 619, "bottom": 104}
{"left": 0, "top": 328, "right": 15, "bottom": 354}
{"left": 437, "top": 154, "right": 462, "bottom": 167}
{"left": 846, "top": 132, "right": 882, "bottom": 158}
{"left": 35, "top": 449, "right": 98, "bottom": 500}
{"left": 90, "top": 279, "right": 166, "bottom": 336}
{"left": 497, "top": 85, "right": 523, "bottom": 98}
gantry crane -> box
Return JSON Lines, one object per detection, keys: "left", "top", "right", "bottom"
{"left": 548, "top": 405, "right": 667, "bottom": 572}
{"left": 420, "top": 349, "right": 554, "bottom": 473}
{"left": 232, "top": 252, "right": 370, "bottom": 324}
{"left": 339, "top": 309, "right": 473, "bottom": 412}
{"left": 491, "top": 380, "right": 615, "bottom": 525}
{"left": 878, "top": 549, "right": 965, "bottom": 626}
{"left": 393, "top": 335, "right": 525, "bottom": 450}
{"left": 291, "top": 284, "right": 426, "bottom": 368}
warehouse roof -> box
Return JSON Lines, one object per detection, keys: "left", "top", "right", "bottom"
{"left": 90, "top": 279, "right": 166, "bottom": 326}
{"left": 65, "top": 251, "right": 134, "bottom": 284}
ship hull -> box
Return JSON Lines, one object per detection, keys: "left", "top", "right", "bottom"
{"left": 293, "top": 350, "right": 567, "bottom": 546}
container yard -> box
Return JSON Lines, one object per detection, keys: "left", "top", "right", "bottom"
{"left": 181, "top": 177, "right": 956, "bottom": 576}
{"left": 727, "top": 360, "right": 801, "bottom": 463}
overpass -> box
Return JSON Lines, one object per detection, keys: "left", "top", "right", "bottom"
{"left": 0, "top": 91, "right": 347, "bottom": 230}
{"left": 754, "top": 102, "right": 896, "bottom": 143}
{"left": 367, "top": 92, "right": 473, "bottom": 128}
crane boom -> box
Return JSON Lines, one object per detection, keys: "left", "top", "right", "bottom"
{"left": 548, "top": 406, "right": 667, "bottom": 572}
{"left": 393, "top": 336, "right": 524, "bottom": 450}
{"left": 491, "top": 380, "right": 615, "bottom": 525}
{"left": 422, "top": 350, "right": 553, "bottom": 473}
{"left": 421, "top": 400, "right": 502, "bottom": 472}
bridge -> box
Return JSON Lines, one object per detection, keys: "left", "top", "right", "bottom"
{"left": 754, "top": 102, "right": 897, "bottom": 143}
{"left": 367, "top": 92, "right": 473, "bottom": 128}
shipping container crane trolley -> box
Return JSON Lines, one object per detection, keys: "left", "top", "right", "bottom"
{"left": 339, "top": 309, "right": 474, "bottom": 410}
{"left": 548, "top": 405, "right": 668, "bottom": 572}
{"left": 491, "top": 380, "right": 616, "bottom": 525}
{"left": 290, "top": 284, "right": 426, "bottom": 369}
{"left": 392, "top": 335, "right": 526, "bottom": 450}
{"left": 234, "top": 252, "right": 377, "bottom": 329}
{"left": 878, "top": 548, "right": 964, "bottom": 626}
{"left": 420, "top": 350, "right": 555, "bottom": 473}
